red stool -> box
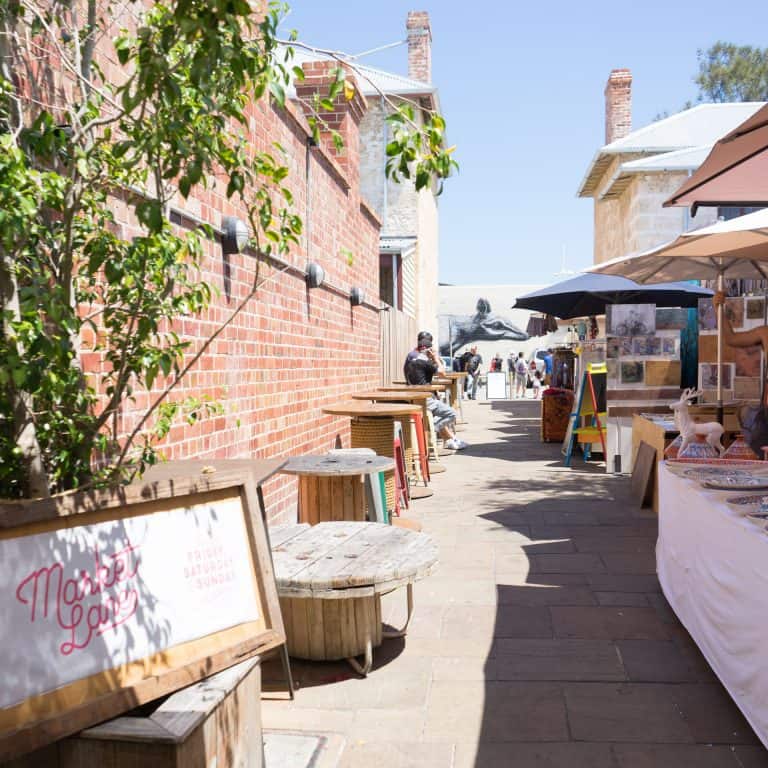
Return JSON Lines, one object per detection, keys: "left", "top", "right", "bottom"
{"left": 393, "top": 435, "right": 409, "bottom": 515}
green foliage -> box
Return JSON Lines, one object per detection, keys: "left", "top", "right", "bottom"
{"left": 385, "top": 106, "right": 457, "bottom": 194}
{"left": 0, "top": 0, "right": 302, "bottom": 497}
{"left": 696, "top": 42, "right": 768, "bottom": 102}
{"left": 0, "top": 0, "right": 456, "bottom": 499}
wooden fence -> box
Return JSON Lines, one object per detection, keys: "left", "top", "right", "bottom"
{"left": 380, "top": 309, "right": 417, "bottom": 385}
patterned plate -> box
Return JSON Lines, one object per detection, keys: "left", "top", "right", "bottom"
{"left": 703, "top": 476, "right": 768, "bottom": 491}
{"left": 683, "top": 467, "right": 752, "bottom": 481}
{"left": 726, "top": 494, "right": 768, "bottom": 507}
{"left": 745, "top": 512, "right": 768, "bottom": 528}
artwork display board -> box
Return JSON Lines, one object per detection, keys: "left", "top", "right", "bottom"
{"left": 0, "top": 466, "right": 286, "bottom": 762}
{"left": 606, "top": 304, "right": 656, "bottom": 336}
{"left": 606, "top": 305, "right": 683, "bottom": 391}
{"left": 698, "top": 294, "right": 766, "bottom": 404}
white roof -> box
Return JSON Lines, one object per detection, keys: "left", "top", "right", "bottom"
{"left": 619, "top": 145, "right": 714, "bottom": 173}
{"left": 603, "top": 102, "right": 763, "bottom": 154}
{"left": 279, "top": 45, "right": 435, "bottom": 99}
{"left": 578, "top": 102, "right": 765, "bottom": 197}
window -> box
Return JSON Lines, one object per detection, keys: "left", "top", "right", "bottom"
{"left": 717, "top": 206, "right": 764, "bottom": 221}
{"left": 379, "top": 253, "right": 402, "bottom": 310}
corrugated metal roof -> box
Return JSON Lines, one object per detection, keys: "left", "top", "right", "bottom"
{"left": 620, "top": 145, "right": 713, "bottom": 172}
{"left": 578, "top": 102, "right": 765, "bottom": 198}
{"left": 279, "top": 45, "right": 435, "bottom": 99}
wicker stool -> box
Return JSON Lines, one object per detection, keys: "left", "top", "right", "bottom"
{"left": 351, "top": 417, "right": 397, "bottom": 513}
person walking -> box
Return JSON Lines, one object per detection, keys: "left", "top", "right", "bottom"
{"left": 514, "top": 352, "right": 527, "bottom": 399}
{"left": 532, "top": 369, "right": 543, "bottom": 399}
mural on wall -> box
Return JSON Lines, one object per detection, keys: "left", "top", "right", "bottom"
{"left": 438, "top": 298, "right": 528, "bottom": 356}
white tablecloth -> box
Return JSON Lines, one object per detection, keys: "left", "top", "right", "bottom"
{"left": 658, "top": 463, "right": 768, "bottom": 748}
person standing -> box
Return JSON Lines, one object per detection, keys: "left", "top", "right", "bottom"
{"left": 514, "top": 352, "right": 527, "bottom": 399}
{"left": 459, "top": 347, "right": 474, "bottom": 392}
{"left": 466, "top": 346, "right": 483, "bottom": 400}
{"left": 544, "top": 348, "right": 554, "bottom": 386}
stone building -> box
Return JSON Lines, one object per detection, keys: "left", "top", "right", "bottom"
{"left": 358, "top": 11, "right": 441, "bottom": 340}
{"left": 578, "top": 69, "right": 764, "bottom": 264}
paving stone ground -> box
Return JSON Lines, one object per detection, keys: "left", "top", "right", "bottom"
{"left": 262, "top": 399, "right": 768, "bottom": 767}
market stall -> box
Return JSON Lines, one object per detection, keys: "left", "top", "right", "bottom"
{"left": 657, "top": 463, "right": 768, "bottom": 748}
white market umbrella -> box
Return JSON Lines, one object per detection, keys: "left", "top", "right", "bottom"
{"left": 589, "top": 208, "right": 768, "bottom": 414}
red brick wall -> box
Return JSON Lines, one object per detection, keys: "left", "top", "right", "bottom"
{"left": 89, "top": 46, "right": 382, "bottom": 524}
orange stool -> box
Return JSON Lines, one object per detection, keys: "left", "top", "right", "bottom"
{"left": 411, "top": 412, "right": 431, "bottom": 484}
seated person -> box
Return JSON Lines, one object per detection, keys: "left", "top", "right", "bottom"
{"left": 404, "top": 331, "right": 468, "bottom": 450}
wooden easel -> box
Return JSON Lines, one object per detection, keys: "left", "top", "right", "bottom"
{"left": 564, "top": 363, "right": 608, "bottom": 466}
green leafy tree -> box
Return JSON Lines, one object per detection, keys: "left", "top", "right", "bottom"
{"left": 696, "top": 41, "right": 768, "bottom": 102}
{"left": 0, "top": 0, "right": 456, "bottom": 499}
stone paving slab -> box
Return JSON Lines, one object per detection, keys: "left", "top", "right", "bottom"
{"left": 261, "top": 399, "right": 768, "bottom": 766}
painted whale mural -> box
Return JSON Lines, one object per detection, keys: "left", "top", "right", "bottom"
{"left": 439, "top": 299, "right": 528, "bottom": 356}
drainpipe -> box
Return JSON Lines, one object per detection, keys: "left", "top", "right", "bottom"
{"left": 381, "top": 97, "right": 388, "bottom": 233}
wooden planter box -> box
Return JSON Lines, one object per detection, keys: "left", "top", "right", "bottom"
{"left": 9, "top": 658, "right": 262, "bottom": 768}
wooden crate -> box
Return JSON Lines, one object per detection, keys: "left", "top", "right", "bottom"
{"left": 541, "top": 391, "right": 574, "bottom": 442}
{"left": 8, "top": 659, "right": 263, "bottom": 768}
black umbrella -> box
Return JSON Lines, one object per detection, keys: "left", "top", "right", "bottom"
{"left": 513, "top": 273, "right": 713, "bottom": 319}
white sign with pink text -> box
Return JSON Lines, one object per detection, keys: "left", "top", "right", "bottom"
{"left": 0, "top": 497, "right": 260, "bottom": 709}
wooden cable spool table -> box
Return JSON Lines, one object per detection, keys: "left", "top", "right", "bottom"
{"left": 350, "top": 391, "right": 436, "bottom": 494}
{"left": 322, "top": 402, "right": 422, "bottom": 513}
{"left": 441, "top": 372, "right": 467, "bottom": 424}
{"left": 379, "top": 383, "right": 448, "bottom": 395}
{"left": 270, "top": 521, "right": 438, "bottom": 675}
{"left": 280, "top": 453, "right": 394, "bottom": 524}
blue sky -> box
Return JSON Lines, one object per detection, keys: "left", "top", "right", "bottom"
{"left": 284, "top": 1, "right": 767, "bottom": 286}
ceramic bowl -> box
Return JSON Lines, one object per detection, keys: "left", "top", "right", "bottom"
{"left": 663, "top": 434, "right": 683, "bottom": 460}
{"left": 723, "top": 434, "right": 759, "bottom": 461}
{"left": 677, "top": 437, "right": 720, "bottom": 461}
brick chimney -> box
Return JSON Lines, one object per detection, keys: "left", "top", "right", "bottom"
{"left": 406, "top": 11, "right": 431, "bottom": 84}
{"left": 296, "top": 61, "right": 367, "bottom": 185}
{"left": 604, "top": 69, "right": 632, "bottom": 144}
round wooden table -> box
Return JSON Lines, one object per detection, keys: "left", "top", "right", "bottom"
{"left": 271, "top": 521, "right": 438, "bottom": 675}
{"left": 280, "top": 453, "right": 395, "bottom": 525}
{"left": 322, "top": 402, "right": 422, "bottom": 512}
{"left": 379, "top": 383, "right": 448, "bottom": 395}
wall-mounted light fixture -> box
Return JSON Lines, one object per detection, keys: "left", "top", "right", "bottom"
{"left": 221, "top": 216, "right": 249, "bottom": 254}
{"left": 306, "top": 262, "right": 325, "bottom": 288}
{"left": 350, "top": 287, "right": 365, "bottom": 306}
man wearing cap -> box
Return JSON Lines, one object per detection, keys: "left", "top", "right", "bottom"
{"left": 404, "top": 332, "right": 468, "bottom": 450}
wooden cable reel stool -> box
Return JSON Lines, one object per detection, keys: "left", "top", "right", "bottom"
{"left": 279, "top": 454, "right": 395, "bottom": 525}
{"left": 349, "top": 393, "right": 434, "bottom": 500}
{"left": 322, "top": 403, "right": 421, "bottom": 516}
